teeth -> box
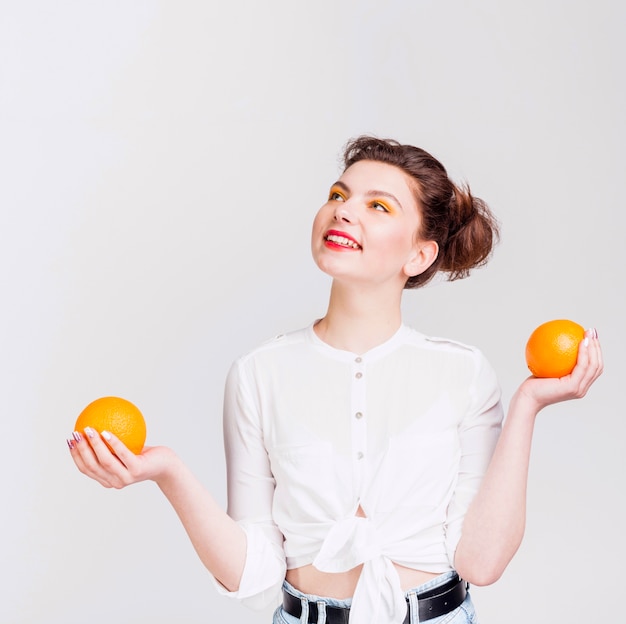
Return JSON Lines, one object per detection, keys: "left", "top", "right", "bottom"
{"left": 326, "top": 234, "right": 360, "bottom": 249}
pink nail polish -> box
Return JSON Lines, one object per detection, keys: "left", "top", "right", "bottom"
{"left": 67, "top": 438, "right": 75, "bottom": 450}
{"left": 84, "top": 427, "right": 95, "bottom": 439}
{"left": 101, "top": 430, "right": 112, "bottom": 441}
{"left": 72, "top": 431, "right": 83, "bottom": 443}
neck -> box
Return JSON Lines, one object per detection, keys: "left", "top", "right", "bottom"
{"left": 314, "top": 280, "right": 404, "bottom": 354}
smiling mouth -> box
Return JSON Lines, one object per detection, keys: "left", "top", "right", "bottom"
{"left": 325, "top": 233, "right": 362, "bottom": 250}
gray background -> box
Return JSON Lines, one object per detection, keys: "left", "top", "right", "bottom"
{"left": 1, "top": 1, "right": 623, "bottom": 622}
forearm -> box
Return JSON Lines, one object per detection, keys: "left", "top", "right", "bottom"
{"left": 454, "top": 332, "right": 602, "bottom": 584}
{"left": 454, "top": 390, "right": 538, "bottom": 585}
{"left": 156, "top": 452, "right": 247, "bottom": 591}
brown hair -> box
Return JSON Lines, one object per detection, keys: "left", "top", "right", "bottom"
{"left": 342, "top": 136, "right": 500, "bottom": 289}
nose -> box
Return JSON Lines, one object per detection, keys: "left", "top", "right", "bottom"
{"left": 333, "top": 198, "right": 357, "bottom": 224}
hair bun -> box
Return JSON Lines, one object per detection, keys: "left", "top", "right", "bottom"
{"left": 440, "top": 184, "right": 499, "bottom": 282}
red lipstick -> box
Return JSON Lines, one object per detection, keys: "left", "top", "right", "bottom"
{"left": 324, "top": 229, "right": 362, "bottom": 251}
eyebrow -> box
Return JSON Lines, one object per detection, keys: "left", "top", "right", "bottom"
{"left": 331, "top": 181, "right": 404, "bottom": 211}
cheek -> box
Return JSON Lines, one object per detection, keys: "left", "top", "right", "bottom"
{"left": 310, "top": 209, "right": 327, "bottom": 252}
{"left": 382, "top": 225, "right": 417, "bottom": 253}
{"left": 311, "top": 205, "right": 331, "bottom": 237}
{"left": 311, "top": 213, "right": 321, "bottom": 242}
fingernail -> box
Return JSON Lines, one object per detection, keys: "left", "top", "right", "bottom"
{"left": 583, "top": 337, "right": 589, "bottom": 347}
{"left": 67, "top": 438, "right": 75, "bottom": 450}
{"left": 84, "top": 427, "right": 95, "bottom": 439}
{"left": 101, "top": 430, "right": 112, "bottom": 441}
{"left": 593, "top": 328, "right": 598, "bottom": 339}
{"left": 72, "top": 431, "right": 83, "bottom": 443}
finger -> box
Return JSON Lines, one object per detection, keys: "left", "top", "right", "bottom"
{"left": 82, "top": 427, "right": 129, "bottom": 472}
{"left": 67, "top": 431, "right": 115, "bottom": 488}
{"left": 589, "top": 329, "right": 604, "bottom": 376}
{"left": 582, "top": 328, "right": 604, "bottom": 378}
{"left": 100, "top": 430, "right": 138, "bottom": 468}
{"left": 70, "top": 429, "right": 101, "bottom": 469}
{"left": 569, "top": 329, "right": 603, "bottom": 395}
{"left": 74, "top": 427, "right": 133, "bottom": 487}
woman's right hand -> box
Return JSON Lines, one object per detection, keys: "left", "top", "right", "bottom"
{"left": 68, "top": 427, "right": 178, "bottom": 489}
{"left": 68, "top": 425, "right": 248, "bottom": 591}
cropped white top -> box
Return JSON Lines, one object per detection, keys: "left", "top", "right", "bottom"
{"left": 215, "top": 322, "right": 503, "bottom": 623}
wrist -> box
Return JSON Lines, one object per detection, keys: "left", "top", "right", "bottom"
{"left": 509, "top": 386, "right": 543, "bottom": 420}
{"left": 150, "top": 447, "right": 186, "bottom": 488}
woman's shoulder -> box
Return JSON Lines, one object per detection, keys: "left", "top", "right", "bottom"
{"left": 232, "top": 323, "right": 313, "bottom": 365}
{"left": 401, "top": 325, "right": 498, "bottom": 377}
{"left": 402, "top": 326, "right": 499, "bottom": 391}
{"left": 403, "top": 324, "right": 484, "bottom": 356}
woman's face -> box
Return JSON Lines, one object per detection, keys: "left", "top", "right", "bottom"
{"left": 311, "top": 160, "right": 436, "bottom": 288}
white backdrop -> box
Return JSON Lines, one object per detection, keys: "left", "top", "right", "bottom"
{"left": 1, "top": 1, "right": 624, "bottom": 622}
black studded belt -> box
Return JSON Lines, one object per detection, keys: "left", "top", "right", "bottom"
{"left": 282, "top": 573, "right": 467, "bottom": 623}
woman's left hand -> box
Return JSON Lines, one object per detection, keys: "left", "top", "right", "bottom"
{"left": 516, "top": 328, "right": 603, "bottom": 412}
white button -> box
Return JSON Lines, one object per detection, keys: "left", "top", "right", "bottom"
{"left": 356, "top": 452, "right": 364, "bottom": 460}
{"left": 355, "top": 372, "right": 363, "bottom": 379}
{"left": 355, "top": 412, "right": 363, "bottom": 419}
{"left": 355, "top": 356, "right": 362, "bottom": 363}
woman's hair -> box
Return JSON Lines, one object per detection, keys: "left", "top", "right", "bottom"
{"left": 342, "top": 136, "right": 500, "bottom": 289}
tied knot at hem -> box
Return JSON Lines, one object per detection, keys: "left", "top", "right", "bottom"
{"left": 312, "top": 516, "right": 408, "bottom": 624}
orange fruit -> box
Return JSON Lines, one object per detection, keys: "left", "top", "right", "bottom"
{"left": 525, "top": 319, "right": 585, "bottom": 378}
{"left": 75, "top": 396, "right": 146, "bottom": 454}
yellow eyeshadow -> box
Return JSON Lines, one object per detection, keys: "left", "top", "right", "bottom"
{"left": 328, "top": 186, "right": 346, "bottom": 200}
{"left": 373, "top": 200, "right": 393, "bottom": 213}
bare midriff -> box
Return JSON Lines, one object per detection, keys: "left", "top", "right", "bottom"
{"left": 286, "top": 563, "right": 440, "bottom": 599}
{"left": 285, "top": 508, "right": 440, "bottom": 597}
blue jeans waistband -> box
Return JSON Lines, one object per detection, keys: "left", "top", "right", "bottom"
{"left": 275, "top": 570, "right": 472, "bottom": 624}
{"left": 283, "top": 569, "right": 460, "bottom": 606}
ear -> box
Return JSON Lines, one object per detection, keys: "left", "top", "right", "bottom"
{"left": 403, "top": 240, "right": 439, "bottom": 278}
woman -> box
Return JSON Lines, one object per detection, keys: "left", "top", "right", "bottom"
{"left": 68, "top": 137, "right": 603, "bottom": 624}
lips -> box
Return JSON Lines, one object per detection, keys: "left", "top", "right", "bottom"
{"left": 324, "top": 229, "right": 362, "bottom": 250}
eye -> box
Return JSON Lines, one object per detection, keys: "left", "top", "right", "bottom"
{"left": 329, "top": 190, "right": 345, "bottom": 202}
{"left": 371, "top": 200, "right": 390, "bottom": 213}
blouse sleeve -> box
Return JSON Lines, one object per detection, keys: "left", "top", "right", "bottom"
{"left": 210, "top": 357, "right": 286, "bottom": 609}
{"left": 444, "top": 349, "right": 504, "bottom": 565}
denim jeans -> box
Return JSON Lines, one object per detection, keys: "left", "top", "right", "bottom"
{"left": 273, "top": 571, "right": 477, "bottom": 624}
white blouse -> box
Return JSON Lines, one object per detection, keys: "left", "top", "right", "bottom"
{"left": 215, "top": 322, "right": 503, "bottom": 624}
